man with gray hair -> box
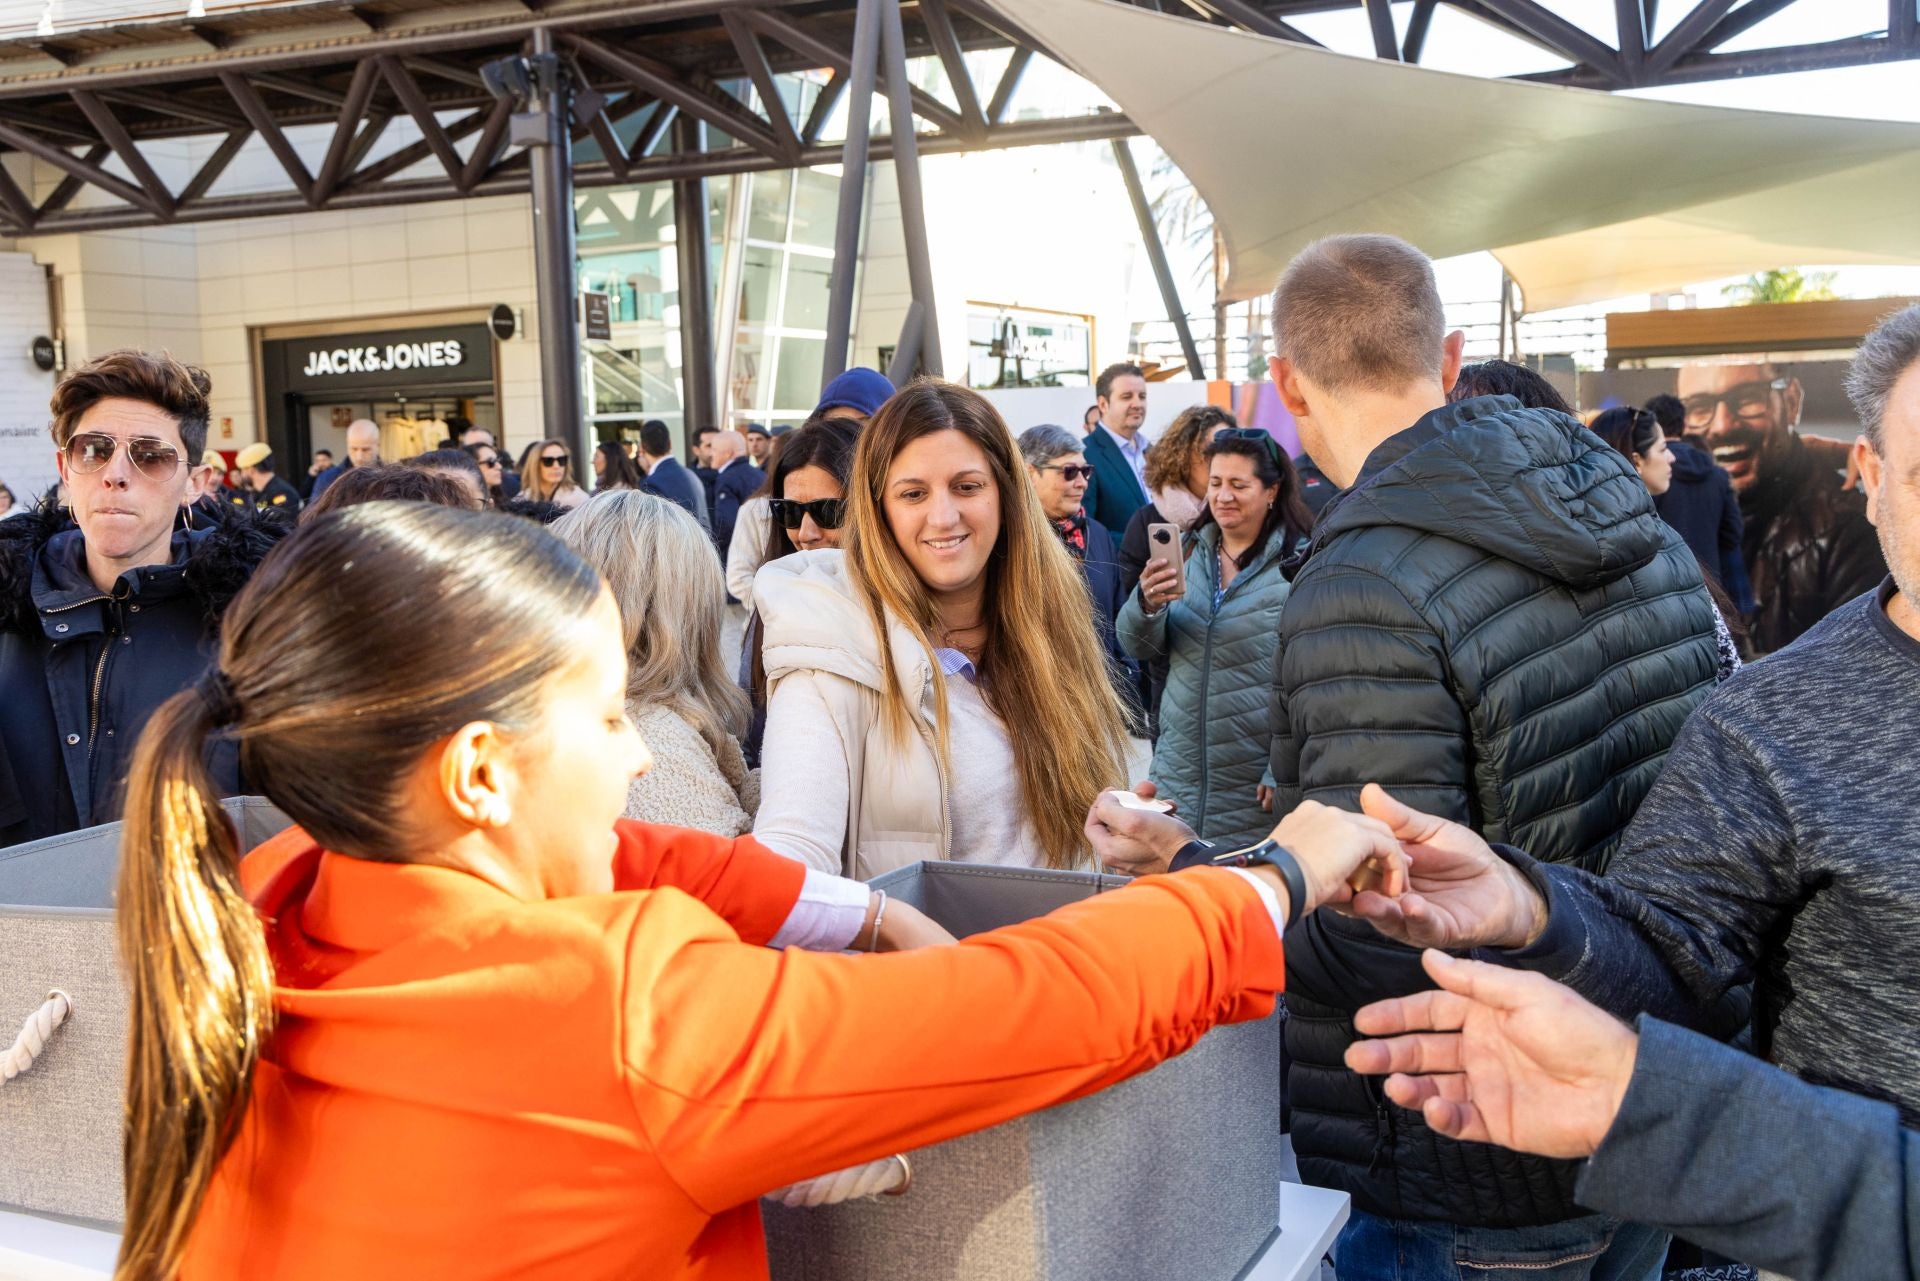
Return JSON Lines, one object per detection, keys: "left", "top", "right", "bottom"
{"left": 1337, "top": 301, "right": 1920, "bottom": 1277}
{"left": 1259, "top": 233, "right": 1719, "bottom": 1277}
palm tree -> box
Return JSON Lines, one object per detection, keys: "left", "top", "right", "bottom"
{"left": 1722, "top": 268, "right": 1839, "bottom": 305}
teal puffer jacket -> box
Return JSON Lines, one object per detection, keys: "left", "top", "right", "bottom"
{"left": 1117, "top": 521, "right": 1293, "bottom": 846}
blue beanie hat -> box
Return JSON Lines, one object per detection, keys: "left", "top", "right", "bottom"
{"left": 815, "top": 367, "right": 895, "bottom": 419}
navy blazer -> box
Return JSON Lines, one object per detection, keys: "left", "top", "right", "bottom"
{"left": 643, "top": 455, "right": 711, "bottom": 533}
{"left": 1081, "top": 426, "right": 1149, "bottom": 536}
{"left": 712, "top": 459, "right": 766, "bottom": 555}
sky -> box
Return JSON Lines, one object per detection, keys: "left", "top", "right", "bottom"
{"left": 1082, "top": 1, "right": 1920, "bottom": 363}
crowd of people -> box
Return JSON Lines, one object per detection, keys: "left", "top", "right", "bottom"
{"left": 0, "top": 230, "right": 1914, "bottom": 1281}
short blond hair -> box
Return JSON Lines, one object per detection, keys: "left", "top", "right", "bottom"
{"left": 1270, "top": 234, "right": 1445, "bottom": 394}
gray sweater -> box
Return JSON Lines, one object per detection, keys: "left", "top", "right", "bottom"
{"left": 1578, "top": 1016, "right": 1920, "bottom": 1279}
{"left": 1498, "top": 579, "right": 1920, "bottom": 1123}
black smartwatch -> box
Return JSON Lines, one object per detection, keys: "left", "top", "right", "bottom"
{"left": 1205, "top": 838, "right": 1310, "bottom": 930}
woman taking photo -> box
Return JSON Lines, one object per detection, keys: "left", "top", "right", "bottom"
{"left": 592, "top": 440, "right": 647, "bottom": 493}
{"left": 520, "top": 437, "right": 588, "bottom": 510}
{"left": 554, "top": 491, "right": 757, "bottom": 835}
{"left": 1120, "top": 430, "right": 1313, "bottom": 847}
{"left": 115, "top": 500, "right": 1397, "bottom": 1281}
{"left": 1116, "top": 404, "right": 1237, "bottom": 735}
{"left": 752, "top": 380, "right": 1130, "bottom": 877}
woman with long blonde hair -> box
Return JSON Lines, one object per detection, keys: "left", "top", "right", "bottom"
{"left": 752, "top": 379, "right": 1130, "bottom": 876}
{"left": 553, "top": 491, "right": 757, "bottom": 834}
{"left": 521, "top": 437, "right": 588, "bottom": 509}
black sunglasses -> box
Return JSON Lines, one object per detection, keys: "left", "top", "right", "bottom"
{"left": 770, "top": 496, "right": 846, "bottom": 531}
{"left": 1216, "top": 427, "right": 1282, "bottom": 460}
{"left": 64, "top": 432, "right": 187, "bottom": 481}
{"left": 1041, "top": 464, "right": 1095, "bottom": 482}
{"left": 540, "top": 453, "right": 570, "bottom": 467}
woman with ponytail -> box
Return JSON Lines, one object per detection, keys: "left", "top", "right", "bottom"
{"left": 751, "top": 379, "right": 1132, "bottom": 877}
{"left": 116, "top": 499, "right": 1404, "bottom": 1281}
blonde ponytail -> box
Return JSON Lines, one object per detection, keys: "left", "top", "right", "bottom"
{"left": 114, "top": 682, "right": 274, "bottom": 1281}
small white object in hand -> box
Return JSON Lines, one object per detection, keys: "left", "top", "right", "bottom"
{"left": 1112, "top": 790, "right": 1174, "bottom": 813}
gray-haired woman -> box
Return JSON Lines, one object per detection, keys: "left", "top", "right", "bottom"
{"left": 1018, "top": 423, "right": 1133, "bottom": 702}
{"left": 553, "top": 490, "right": 759, "bottom": 835}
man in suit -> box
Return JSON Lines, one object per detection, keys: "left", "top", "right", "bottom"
{"left": 692, "top": 424, "right": 722, "bottom": 515}
{"left": 638, "top": 420, "right": 710, "bottom": 533}
{"left": 709, "top": 428, "right": 765, "bottom": 562}
{"left": 1081, "top": 361, "right": 1152, "bottom": 534}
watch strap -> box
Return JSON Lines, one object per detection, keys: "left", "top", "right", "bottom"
{"left": 1169, "top": 838, "right": 1218, "bottom": 873}
{"left": 1209, "top": 838, "right": 1309, "bottom": 930}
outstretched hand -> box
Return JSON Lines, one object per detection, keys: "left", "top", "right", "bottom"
{"left": 1345, "top": 950, "right": 1637, "bottom": 1159}
{"left": 1343, "top": 785, "right": 1547, "bottom": 951}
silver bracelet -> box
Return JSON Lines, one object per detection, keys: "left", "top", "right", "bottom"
{"left": 866, "top": 889, "right": 889, "bottom": 952}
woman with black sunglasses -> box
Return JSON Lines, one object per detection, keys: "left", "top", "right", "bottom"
{"left": 522, "top": 437, "right": 588, "bottom": 510}
{"left": 737, "top": 416, "right": 862, "bottom": 765}
{"left": 1119, "top": 430, "right": 1314, "bottom": 848}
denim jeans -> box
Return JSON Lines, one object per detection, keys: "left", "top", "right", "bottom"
{"left": 1332, "top": 1209, "right": 1669, "bottom": 1281}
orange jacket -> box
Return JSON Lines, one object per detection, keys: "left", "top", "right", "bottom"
{"left": 183, "top": 820, "right": 1285, "bottom": 1280}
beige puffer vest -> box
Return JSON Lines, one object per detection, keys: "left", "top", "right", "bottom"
{"left": 754, "top": 550, "right": 950, "bottom": 878}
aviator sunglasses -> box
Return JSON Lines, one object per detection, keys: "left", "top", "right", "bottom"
{"left": 63, "top": 432, "right": 188, "bottom": 481}
{"left": 769, "top": 496, "right": 846, "bottom": 531}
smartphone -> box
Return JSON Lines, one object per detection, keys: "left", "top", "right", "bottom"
{"left": 1147, "top": 522, "right": 1181, "bottom": 571}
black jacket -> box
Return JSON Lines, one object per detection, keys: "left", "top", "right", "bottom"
{"left": 643, "top": 456, "right": 711, "bottom": 533}
{"left": 0, "top": 498, "right": 283, "bottom": 849}
{"left": 1654, "top": 439, "right": 1750, "bottom": 612}
{"left": 228, "top": 473, "right": 303, "bottom": 520}
{"left": 712, "top": 459, "right": 766, "bottom": 559}
{"left": 1269, "top": 395, "right": 1720, "bottom": 1227}
{"left": 1739, "top": 434, "right": 1886, "bottom": 654}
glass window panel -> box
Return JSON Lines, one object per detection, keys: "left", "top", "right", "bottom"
{"left": 728, "top": 330, "right": 769, "bottom": 418}
{"left": 738, "top": 245, "right": 779, "bottom": 325}
{"left": 790, "top": 168, "right": 840, "bottom": 250}
{"left": 747, "top": 169, "right": 792, "bottom": 242}
{"left": 773, "top": 336, "right": 826, "bottom": 410}
{"left": 781, "top": 254, "right": 833, "bottom": 332}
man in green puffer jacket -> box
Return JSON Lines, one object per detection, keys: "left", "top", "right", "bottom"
{"left": 1264, "top": 235, "right": 1720, "bottom": 1280}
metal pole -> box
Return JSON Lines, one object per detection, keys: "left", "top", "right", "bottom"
{"left": 822, "top": 0, "right": 880, "bottom": 385}
{"left": 1112, "top": 135, "right": 1203, "bottom": 381}
{"left": 528, "top": 26, "right": 586, "bottom": 465}
{"left": 878, "top": 0, "right": 942, "bottom": 378}
{"left": 887, "top": 300, "right": 925, "bottom": 388}
{"left": 1497, "top": 270, "right": 1513, "bottom": 362}
{"left": 673, "top": 114, "right": 716, "bottom": 448}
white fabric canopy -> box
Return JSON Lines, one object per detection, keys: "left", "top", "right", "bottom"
{"left": 997, "top": 0, "right": 1920, "bottom": 311}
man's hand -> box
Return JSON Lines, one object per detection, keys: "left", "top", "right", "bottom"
{"left": 1345, "top": 951, "right": 1638, "bottom": 1159}
{"left": 1267, "top": 800, "right": 1408, "bottom": 914}
{"left": 1344, "top": 785, "right": 1547, "bottom": 950}
{"left": 1086, "top": 786, "right": 1195, "bottom": 876}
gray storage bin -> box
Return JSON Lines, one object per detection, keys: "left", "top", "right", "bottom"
{"left": 0, "top": 798, "right": 291, "bottom": 1227}
{"left": 763, "top": 861, "right": 1282, "bottom": 1281}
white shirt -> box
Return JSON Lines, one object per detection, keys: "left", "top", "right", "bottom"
{"left": 1097, "top": 421, "right": 1151, "bottom": 500}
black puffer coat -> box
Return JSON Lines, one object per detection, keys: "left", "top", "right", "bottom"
{"left": 1269, "top": 396, "right": 1719, "bottom": 1227}
{"left": 0, "top": 496, "right": 283, "bottom": 850}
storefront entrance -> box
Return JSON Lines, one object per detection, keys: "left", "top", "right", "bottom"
{"left": 258, "top": 318, "right": 500, "bottom": 471}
